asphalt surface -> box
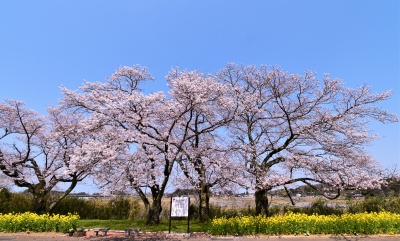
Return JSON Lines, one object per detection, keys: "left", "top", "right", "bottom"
{"left": 0, "top": 232, "right": 400, "bottom": 241}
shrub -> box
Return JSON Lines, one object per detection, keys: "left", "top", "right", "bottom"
{"left": 0, "top": 190, "right": 33, "bottom": 214}
{"left": 50, "top": 196, "right": 89, "bottom": 217}
{"left": 50, "top": 196, "right": 145, "bottom": 220}
{"left": 306, "top": 199, "right": 344, "bottom": 216}
{"left": 108, "top": 197, "right": 132, "bottom": 219}
{"left": 347, "top": 194, "right": 400, "bottom": 214}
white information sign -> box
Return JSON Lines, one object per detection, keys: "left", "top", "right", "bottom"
{"left": 171, "top": 197, "right": 189, "bottom": 217}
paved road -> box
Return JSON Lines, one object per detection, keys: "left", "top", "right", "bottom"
{"left": 0, "top": 233, "right": 399, "bottom": 241}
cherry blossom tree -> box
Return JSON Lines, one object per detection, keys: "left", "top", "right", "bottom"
{"left": 167, "top": 69, "right": 241, "bottom": 221}
{"left": 175, "top": 134, "right": 243, "bottom": 221}
{"left": 0, "top": 155, "right": 13, "bottom": 190}
{"left": 0, "top": 100, "right": 93, "bottom": 213}
{"left": 61, "top": 66, "right": 198, "bottom": 225}
{"left": 217, "top": 63, "right": 398, "bottom": 215}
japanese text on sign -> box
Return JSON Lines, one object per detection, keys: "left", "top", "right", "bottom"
{"left": 171, "top": 197, "right": 189, "bottom": 217}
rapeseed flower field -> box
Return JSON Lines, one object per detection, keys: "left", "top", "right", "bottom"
{"left": 0, "top": 212, "right": 79, "bottom": 233}
{"left": 210, "top": 212, "right": 400, "bottom": 235}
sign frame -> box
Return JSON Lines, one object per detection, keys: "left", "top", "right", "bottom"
{"left": 169, "top": 196, "right": 190, "bottom": 234}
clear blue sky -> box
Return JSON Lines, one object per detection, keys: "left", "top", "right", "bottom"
{"left": 1, "top": 1, "right": 399, "bottom": 193}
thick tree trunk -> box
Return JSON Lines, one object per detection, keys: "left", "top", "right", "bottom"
{"left": 145, "top": 178, "right": 168, "bottom": 225}
{"left": 30, "top": 183, "right": 49, "bottom": 214}
{"left": 32, "top": 186, "right": 77, "bottom": 214}
{"left": 32, "top": 195, "right": 48, "bottom": 214}
{"left": 134, "top": 186, "right": 156, "bottom": 224}
{"left": 47, "top": 178, "right": 79, "bottom": 213}
{"left": 254, "top": 188, "right": 270, "bottom": 216}
{"left": 198, "top": 184, "right": 210, "bottom": 222}
{"left": 146, "top": 201, "right": 162, "bottom": 225}
{"left": 135, "top": 186, "right": 150, "bottom": 214}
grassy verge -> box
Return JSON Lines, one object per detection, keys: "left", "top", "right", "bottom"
{"left": 77, "top": 219, "right": 209, "bottom": 232}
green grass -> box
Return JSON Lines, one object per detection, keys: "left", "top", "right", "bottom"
{"left": 77, "top": 219, "right": 209, "bottom": 233}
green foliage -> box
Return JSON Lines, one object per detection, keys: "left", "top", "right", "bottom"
{"left": 282, "top": 199, "right": 344, "bottom": 216}
{"left": 307, "top": 199, "right": 343, "bottom": 215}
{"left": 0, "top": 188, "right": 12, "bottom": 214}
{"left": 0, "top": 191, "right": 145, "bottom": 220}
{"left": 49, "top": 196, "right": 143, "bottom": 220}
{"left": 108, "top": 197, "right": 135, "bottom": 219}
{"left": 170, "top": 189, "right": 198, "bottom": 196}
{"left": 50, "top": 196, "right": 88, "bottom": 216}
{"left": 188, "top": 203, "right": 257, "bottom": 220}
{"left": 347, "top": 194, "right": 400, "bottom": 214}
{"left": 0, "top": 189, "right": 33, "bottom": 213}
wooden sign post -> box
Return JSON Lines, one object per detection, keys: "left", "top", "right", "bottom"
{"left": 169, "top": 196, "right": 190, "bottom": 234}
